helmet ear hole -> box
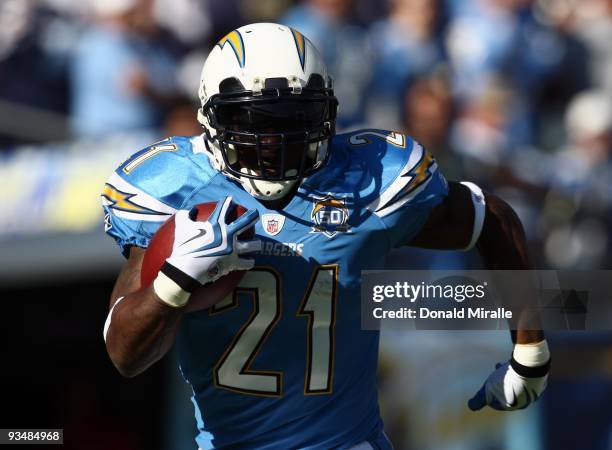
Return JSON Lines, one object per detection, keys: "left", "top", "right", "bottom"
{"left": 306, "top": 74, "right": 325, "bottom": 88}
{"left": 219, "top": 77, "right": 245, "bottom": 93}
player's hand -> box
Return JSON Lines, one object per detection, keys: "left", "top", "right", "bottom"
{"left": 468, "top": 341, "right": 550, "bottom": 411}
{"left": 165, "top": 197, "right": 261, "bottom": 286}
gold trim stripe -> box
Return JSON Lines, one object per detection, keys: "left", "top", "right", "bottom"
{"left": 216, "top": 30, "right": 246, "bottom": 68}
{"left": 290, "top": 28, "right": 306, "bottom": 70}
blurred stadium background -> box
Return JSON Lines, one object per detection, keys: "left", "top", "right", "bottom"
{"left": 1, "top": 0, "right": 611, "bottom": 448}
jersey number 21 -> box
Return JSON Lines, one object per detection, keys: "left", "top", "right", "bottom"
{"left": 211, "top": 266, "right": 338, "bottom": 397}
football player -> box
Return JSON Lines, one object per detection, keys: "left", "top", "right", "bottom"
{"left": 102, "top": 23, "right": 550, "bottom": 450}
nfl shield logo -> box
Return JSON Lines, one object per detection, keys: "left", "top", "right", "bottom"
{"left": 267, "top": 219, "right": 279, "bottom": 234}
{"left": 261, "top": 213, "right": 285, "bottom": 236}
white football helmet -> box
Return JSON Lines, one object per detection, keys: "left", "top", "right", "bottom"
{"left": 197, "top": 23, "right": 338, "bottom": 200}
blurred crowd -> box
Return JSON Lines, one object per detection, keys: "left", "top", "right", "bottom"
{"left": 1, "top": 0, "right": 611, "bottom": 269}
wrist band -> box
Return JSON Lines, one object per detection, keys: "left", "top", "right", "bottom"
{"left": 160, "top": 262, "right": 201, "bottom": 292}
{"left": 510, "top": 357, "right": 551, "bottom": 378}
{"left": 153, "top": 271, "right": 191, "bottom": 308}
{"left": 513, "top": 340, "right": 550, "bottom": 366}
{"left": 511, "top": 340, "right": 551, "bottom": 377}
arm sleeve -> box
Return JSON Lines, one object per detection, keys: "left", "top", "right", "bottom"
{"left": 101, "top": 171, "right": 176, "bottom": 257}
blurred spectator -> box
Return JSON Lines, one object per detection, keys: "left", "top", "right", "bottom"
{"left": 445, "top": 0, "right": 589, "bottom": 147}
{"left": 562, "top": 91, "right": 611, "bottom": 167}
{"left": 0, "top": 0, "right": 76, "bottom": 145}
{"left": 70, "top": 0, "right": 178, "bottom": 138}
{"left": 402, "top": 74, "right": 454, "bottom": 156}
{"left": 445, "top": 0, "right": 586, "bottom": 97}
{"left": 445, "top": 0, "right": 528, "bottom": 99}
{"left": 162, "top": 97, "right": 201, "bottom": 137}
{"left": 365, "top": 0, "right": 445, "bottom": 129}
{"left": 542, "top": 90, "right": 612, "bottom": 268}
{"left": 283, "top": 0, "right": 355, "bottom": 39}
{"left": 0, "top": 0, "right": 33, "bottom": 62}
{"left": 449, "top": 77, "right": 527, "bottom": 170}
{"left": 571, "top": 0, "right": 612, "bottom": 93}
{"left": 153, "top": 0, "right": 211, "bottom": 46}
{"left": 553, "top": 90, "right": 612, "bottom": 208}
{"left": 282, "top": 0, "right": 370, "bottom": 128}
{"left": 207, "top": 0, "right": 248, "bottom": 39}
{"left": 524, "top": 0, "right": 590, "bottom": 149}
{"left": 239, "top": 0, "right": 294, "bottom": 24}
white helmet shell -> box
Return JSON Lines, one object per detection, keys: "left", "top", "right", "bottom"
{"left": 197, "top": 23, "right": 336, "bottom": 200}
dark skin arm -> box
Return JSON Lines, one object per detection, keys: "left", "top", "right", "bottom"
{"left": 408, "top": 181, "right": 544, "bottom": 345}
{"left": 105, "top": 247, "right": 186, "bottom": 377}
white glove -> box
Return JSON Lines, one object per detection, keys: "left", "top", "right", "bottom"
{"left": 154, "top": 197, "right": 261, "bottom": 307}
{"left": 468, "top": 340, "right": 550, "bottom": 411}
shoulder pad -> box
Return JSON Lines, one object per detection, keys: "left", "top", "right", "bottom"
{"left": 331, "top": 129, "right": 413, "bottom": 174}
{"left": 336, "top": 129, "right": 441, "bottom": 216}
{"left": 102, "top": 136, "right": 217, "bottom": 220}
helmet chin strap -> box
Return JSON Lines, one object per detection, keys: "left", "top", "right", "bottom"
{"left": 241, "top": 170, "right": 299, "bottom": 200}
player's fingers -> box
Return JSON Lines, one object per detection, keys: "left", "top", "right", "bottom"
{"left": 229, "top": 208, "right": 259, "bottom": 233}
{"left": 234, "top": 257, "right": 255, "bottom": 271}
{"left": 468, "top": 385, "right": 487, "bottom": 411}
{"left": 489, "top": 396, "right": 508, "bottom": 411}
{"left": 235, "top": 239, "right": 262, "bottom": 254}
{"left": 214, "top": 196, "right": 233, "bottom": 225}
{"left": 202, "top": 196, "right": 232, "bottom": 226}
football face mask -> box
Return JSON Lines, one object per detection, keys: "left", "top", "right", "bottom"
{"left": 203, "top": 80, "right": 337, "bottom": 182}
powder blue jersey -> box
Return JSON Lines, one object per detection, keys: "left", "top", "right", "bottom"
{"left": 102, "top": 130, "right": 448, "bottom": 449}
